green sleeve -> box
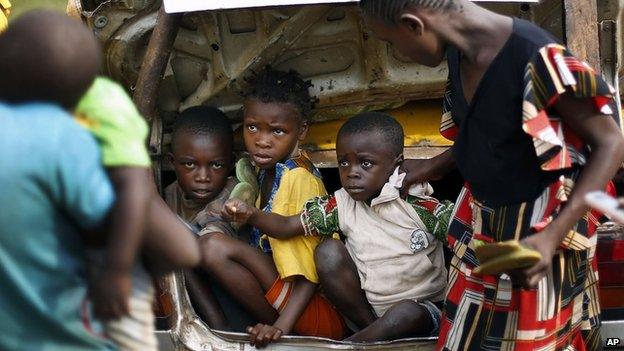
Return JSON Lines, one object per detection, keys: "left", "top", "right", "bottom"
{"left": 301, "top": 194, "right": 340, "bottom": 237}
{"left": 406, "top": 195, "right": 454, "bottom": 244}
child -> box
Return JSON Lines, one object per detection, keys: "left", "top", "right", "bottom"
{"left": 224, "top": 112, "right": 454, "bottom": 342}
{"left": 359, "top": 1, "right": 624, "bottom": 350}
{"left": 165, "top": 106, "right": 237, "bottom": 237}
{"left": 164, "top": 105, "right": 249, "bottom": 330}
{"left": 74, "top": 76, "right": 201, "bottom": 351}
{"left": 0, "top": 11, "right": 116, "bottom": 350}
{"left": 0, "top": 10, "right": 200, "bottom": 351}
{"left": 201, "top": 67, "right": 346, "bottom": 348}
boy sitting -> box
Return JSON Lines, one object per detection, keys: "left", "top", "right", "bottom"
{"left": 165, "top": 106, "right": 237, "bottom": 237}
{"left": 164, "top": 106, "right": 254, "bottom": 330}
{"left": 224, "top": 112, "right": 453, "bottom": 342}
{"left": 201, "top": 67, "right": 345, "bottom": 348}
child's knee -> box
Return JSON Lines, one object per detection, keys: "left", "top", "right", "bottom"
{"left": 314, "top": 239, "right": 349, "bottom": 275}
{"left": 383, "top": 300, "right": 432, "bottom": 331}
{"left": 199, "top": 233, "right": 233, "bottom": 268}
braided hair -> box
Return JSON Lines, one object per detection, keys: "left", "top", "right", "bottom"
{"left": 246, "top": 67, "right": 315, "bottom": 119}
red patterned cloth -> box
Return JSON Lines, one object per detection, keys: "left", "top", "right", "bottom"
{"left": 437, "top": 42, "right": 616, "bottom": 351}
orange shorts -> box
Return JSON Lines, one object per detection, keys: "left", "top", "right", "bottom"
{"left": 265, "top": 278, "right": 346, "bottom": 340}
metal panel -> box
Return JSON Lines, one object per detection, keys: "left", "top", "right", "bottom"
{"left": 158, "top": 272, "right": 437, "bottom": 350}
{"left": 83, "top": 1, "right": 541, "bottom": 121}
{"left": 76, "top": 0, "right": 562, "bottom": 167}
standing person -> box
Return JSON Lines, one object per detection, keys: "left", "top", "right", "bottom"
{"left": 75, "top": 76, "right": 201, "bottom": 351}
{"left": 0, "top": 11, "right": 200, "bottom": 351}
{"left": 358, "top": 1, "right": 624, "bottom": 350}
{"left": 0, "top": 11, "right": 115, "bottom": 351}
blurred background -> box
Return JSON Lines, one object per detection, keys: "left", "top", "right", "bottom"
{"left": 10, "top": 0, "right": 67, "bottom": 21}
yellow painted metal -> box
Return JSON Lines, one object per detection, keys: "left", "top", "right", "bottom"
{"left": 303, "top": 99, "right": 452, "bottom": 151}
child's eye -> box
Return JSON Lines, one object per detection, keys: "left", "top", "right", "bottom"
{"left": 247, "top": 125, "right": 258, "bottom": 133}
{"left": 183, "top": 162, "right": 195, "bottom": 169}
{"left": 273, "top": 129, "right": 285, "bottom": 136}
{"left": 212, "top": 163, "right": 223, "bottom": 169}
{"left": 361, "top": 160, "right": 373, "bottom": 168}
{"left": 338, "top": 160, "right": 349, "bottom": 168}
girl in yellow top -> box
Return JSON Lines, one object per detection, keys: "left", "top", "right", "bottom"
{"left": 201, "top": 67, "right": 345, "bottom": 348}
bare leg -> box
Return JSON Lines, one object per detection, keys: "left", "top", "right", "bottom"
{"left": 345, "top": 300, "right": 434, "bottom": 342}
{"left": 184, "top": 269, "right": 227, "bottom": 330}
{"left": 314, "top": 239, "right": 376, "bottom": 329}
{"left": 200, "top": 233, "right": 279, "bottom": 324}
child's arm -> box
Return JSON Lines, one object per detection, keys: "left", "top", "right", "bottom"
{"left": 247, "top": 276, "right": 317, "bottom": 348}
{"left": 222, "top": 198, "right": 304, "bottom": 239}
{"left": 92, "top": 167, "right": 151, "bottom": 319}
{"left": 142, "top": 191, "right": 201, "bottom": 275}
{"left": 400, "top": 149, "right": 456, "bottom": 198}
{"left": 519, "top": 93, "right": 624, "bottom": 288}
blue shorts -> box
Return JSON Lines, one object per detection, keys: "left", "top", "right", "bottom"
{"left": 419, "top": 300, "right": 442, "bottom": 336}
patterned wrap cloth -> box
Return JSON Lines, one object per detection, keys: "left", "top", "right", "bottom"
{"left": 437, "top": 44, "right": 617, "bottom": 351}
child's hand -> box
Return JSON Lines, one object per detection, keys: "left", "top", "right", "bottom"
{"left": 91, "top": 270, "right": 131, "bottom": 320}
{"left": 222, "top": 198, "right": 257, "bottom": 223}
{"left": 400, "top": 152, "right": 455, "bottom": 198}
{"left": 247, "top": 323, "right": 283, "bottom": 348}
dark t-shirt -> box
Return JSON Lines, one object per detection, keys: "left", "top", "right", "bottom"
{"left": 447, "top": 18, "right": 566, "bottom": 205}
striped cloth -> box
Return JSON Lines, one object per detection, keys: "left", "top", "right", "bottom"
{"left": 437, "top": 44, "right": 616, "bottom": 351}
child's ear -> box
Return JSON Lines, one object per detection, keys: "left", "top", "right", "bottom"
{"left": 400, "top": 13, "right": 424, "bottom": 35}
{"left": 298, "top": 120, "right": 309, "bottom": 141}
{"left": 167, "top": 152, "right": 176, "bottom": 168}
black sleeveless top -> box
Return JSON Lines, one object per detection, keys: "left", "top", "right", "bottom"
{"left": 447, "top": 18, "right": 566, "bottom": 206}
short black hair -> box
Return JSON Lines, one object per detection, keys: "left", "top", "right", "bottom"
{"left": 246, "top": 66, "right": 315, "bottom": 119}
{"left": 0, "top": 10, "right": 101, "bottom": 109}
{"left": 338, "top": 112, "right": 404, "bottom": 156}
{"left": 172, "top": 106, "right": 233, "bottom": 152}
{"left": 359, "top": 0, "right": 456, "bottom": 24}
